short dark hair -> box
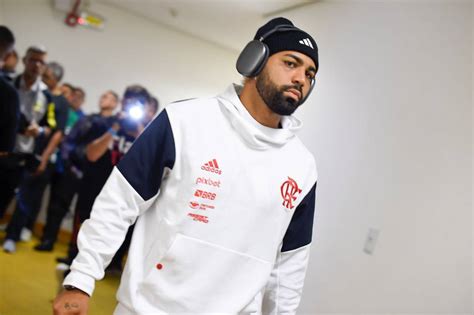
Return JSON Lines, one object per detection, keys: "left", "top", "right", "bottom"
{"left": 47, "top": 61, "right": 64, "bottom": 82}
{"left": 107, "top": 90, "right": 119, "bottom": 102}
{"left": 74, "top": 87, "right": 85, "bottom": 97}
{"left": 123, "top": 84, "right": 150, "bottom": 102}
{"left": 0, "top": 26, "right": 15, "bottom": 49}
{"left": 25, "top": 45, "right": 47, "bottom": 56}
{"left": 62, "top": 82, "right": 75, "bottom": 91}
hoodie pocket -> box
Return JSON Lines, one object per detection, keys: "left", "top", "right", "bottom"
{"left": 138, "top": 233, "right": 272, "bottom": 313}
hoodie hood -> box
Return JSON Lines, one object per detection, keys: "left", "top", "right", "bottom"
{"left": 216, "top": 84, "right": 302, "bottom": 150}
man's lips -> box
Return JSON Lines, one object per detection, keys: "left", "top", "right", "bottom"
{"left": 285, "top": 88, "right": 302, "bottom": 101}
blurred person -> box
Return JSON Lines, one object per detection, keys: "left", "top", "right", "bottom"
{"left": 25, "top": 65, "right": 84, "bottom": 251}
{"left": 54, "top": 17, "right": 319, "bottom": 314}
{"left": 34, "top": 90, "right": 115, "bottom": 252}
{"left": 1, "top": 49, "right": 18, "bottom": 82}
{"left": 56, "top": 86, "right": 156, "bottom": 271}
{"left": 61, "top": 86, "right": 85, "bottom": 137}
{"left": 70, "top": 87, "right": 85, "bottom": 111}
{"left": 2, "top": 54, "right": 68, "bottom": 253}
{"left": 0, "top": 44, "right": 49, "bottom": 220}
{"left": 0, "top": 25, "right": 19, "bottom": 155}
{"left": 0, "top": 25, "right": 20, "bottom": 221}
{"left": 60, "top": 83, "right": 75, "bottom": 104}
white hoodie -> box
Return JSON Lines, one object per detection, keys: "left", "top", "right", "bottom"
{"left": 64, "top": 84, "right": 318, "bottom": 314}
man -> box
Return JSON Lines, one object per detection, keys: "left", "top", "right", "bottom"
{"left": 0, "top": 25, "right": 19, "bottom": 220}
{"left": 70, "top": 87, "right": 85, "bottom": 111}
{"left": 56, "top": 86, "right": 156, "bottom": 270}
{"left": 31, "top": 65, "right": 84, "bottom": 251}
{"left": 35, "top": 90, "right": 115, "bottom": 252}
{"left": 0, "top": 26, "right": 19, "bottom": 154}
{"left": 2, "top": 52, "right": 68, "bottom": 253}
{"left": 54, "top": 17, "right": 319, "bottom": 314}
{"left": 0, "top": 45, "right": 50, "bottom": 220}
{"left": 60, "top": 83, "right": 75, "bottom": 104}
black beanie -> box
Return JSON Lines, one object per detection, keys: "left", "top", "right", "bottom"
{"left": 254, "top": 17, "right": 319, "bottom": 72}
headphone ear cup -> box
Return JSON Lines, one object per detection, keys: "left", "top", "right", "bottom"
{"left": 236, "top": 40, "right": 269, "bottom": 77}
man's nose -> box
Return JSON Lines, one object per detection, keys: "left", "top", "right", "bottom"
{"left": 291, "top": 68, "right": 306, "bottom": 87}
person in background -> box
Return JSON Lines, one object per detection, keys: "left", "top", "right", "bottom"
{"left": 2, "top": 55, "right": 68, "bottom": 253}
{"left": 55, "top": 90, "right": 120, "bottom": 264}
{"left": 33, "top": 88, "right": 100, "bottom": 252}
{"left": 56, "top": 86, "right": 157, "bottom": 274}
{"left": 60, "top": 83, "right": 75, "bottom": 104}
{"left": 70, "top": 87, "right": 85, "bottom": 112}
{"left": 31, "top": 66, "right": 86, "bottom": 251}
{"left": 1, "top": 45, "right": 50, "bottom": 223}
{"left": 0, "top": 25, "right": 20, "bottom": 220}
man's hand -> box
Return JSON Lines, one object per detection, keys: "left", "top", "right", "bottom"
{"left": 25, "top": 123, "right": 41, "bottom": 137}
{"left": 33, "top": 157, "right": 48, "bottom": 176}
{"left": 24, "top": 123, "right": 51, "bottom": 138}
{"left": 53, "top": 289, "right": 90, "bottom": 315}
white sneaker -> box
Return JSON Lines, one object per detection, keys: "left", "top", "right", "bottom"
{"left": 3, "top": 239, "right": 16, "bottom": 253}
{"left": 20, "top": 228, "right": 32, "bottom": 242}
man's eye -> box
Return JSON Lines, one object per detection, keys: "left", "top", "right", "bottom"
{"left": 306, "top": 72, "right": 315, "bottom": 81}
{"left": 284, "top": 61, "right": 296, "bottom": 68}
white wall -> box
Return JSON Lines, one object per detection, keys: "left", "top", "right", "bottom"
{"left": 470, "top": 0, "right": 474, "bottom": 306}
{"left": 289, "top": 0, "right": 472, "bottom": 313}
{"left": 0, "top": 0, "right": 240, "bottom": 112}
{"left": 0, "top": 0, "right": 4, "bottom": 23}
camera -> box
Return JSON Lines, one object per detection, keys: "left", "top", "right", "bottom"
{"left": 117, "top": 98, "right": 147, "bottom": 133}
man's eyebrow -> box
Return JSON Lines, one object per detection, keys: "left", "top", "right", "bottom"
{"left": 284, "top": 53, "right": 316, "bottom": 73}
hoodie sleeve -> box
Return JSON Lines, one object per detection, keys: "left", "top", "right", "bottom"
{"left": 262, "top": 182, "right": 317, "bottom": 314}
{"left": 63, "top": 110, "right": 176, "bottom": 296}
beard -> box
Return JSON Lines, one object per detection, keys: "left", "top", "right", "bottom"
{"left": 255, "top": 69, "right": 303, "bottom": 116}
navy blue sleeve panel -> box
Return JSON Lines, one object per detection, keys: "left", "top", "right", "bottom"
{"left": 117, "top": 110, "right": 176, "bottom": 201}
{"left": 281, "top": 182, "right": 317, "bottom": 252}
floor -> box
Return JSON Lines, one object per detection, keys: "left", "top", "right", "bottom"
{"left": 0, "top": 230, "right": 120, "bottom": 315}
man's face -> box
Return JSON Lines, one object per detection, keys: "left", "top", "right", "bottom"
{"left": 23, "top": 51, "right": 46, "bottom": 79}
{"left": 99, "top": 91, "right": 118, "bottom": 111}
{"left": 71, "top": 90, "right": 85, "bottom": 110}
{"left": 3, "top": 51, "right": 18, "bottom": 72}
{"left": 256, "top": 50, "right": 316, "bottom": 116}
{"left": 60, "top": 85, "right": 74, "bottom": 103}
{"left": 0, "top": 44, "right": 14, "bottom": 69}
{"left": 42, "top": 67, "right": 57, "bottom": 90}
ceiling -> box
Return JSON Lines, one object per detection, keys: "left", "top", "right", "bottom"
{"left": 93, "top": 0, "right": 321, "bottom": 52}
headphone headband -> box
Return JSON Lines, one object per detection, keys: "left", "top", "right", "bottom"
{"left": 258, "top": 25, "right": 302, "bottom": 42}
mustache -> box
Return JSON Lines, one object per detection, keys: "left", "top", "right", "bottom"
{"left": 281, "top": 84, "right": 303, "bottom": 95}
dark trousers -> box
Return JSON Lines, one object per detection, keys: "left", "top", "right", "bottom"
{"left": 0, "top": 155, "right": 24, "bottom": 218}
{"left": 39, "top": 167, "right": 80, "bottom": 244}
{"left": 5, "top": 163, "right": 54, "bottom": 241}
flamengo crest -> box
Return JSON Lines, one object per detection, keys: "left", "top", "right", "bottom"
{"left": 281, "top": 177, "right": 302, "bottom": 209}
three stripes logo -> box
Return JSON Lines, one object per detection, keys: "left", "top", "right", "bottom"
{"left": 299, "top": 38, "right": 314, "bottom": 49}
{"left": 201, "top": 159, "right": 222, "bottom": 175}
